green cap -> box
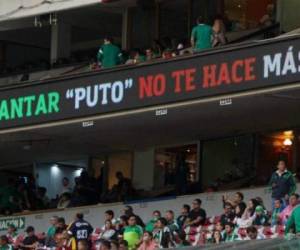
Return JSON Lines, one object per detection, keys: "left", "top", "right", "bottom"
{"left": 255, "top": 205, "right": 264, "bottom": 213}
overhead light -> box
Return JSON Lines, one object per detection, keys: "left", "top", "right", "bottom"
{"left": 51, "top": 165, "right": 60, "bottom": 176}
{"left": 284, "top": 131, "right": 293, "bottom": 137}
{"left": 283, "top": 138, "right": 293, "bottom": 146}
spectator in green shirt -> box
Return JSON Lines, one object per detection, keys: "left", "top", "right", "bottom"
{"left": 97, "top": 37, "right": 123, "bottom": 68}
{"left": 123, "top": 215, "right": 143, "bottom": 250}
{"left": 0, "top": 235, "right": 13, "bottom": 250}
{"left": 285, "top": 205, "right": 300, "bottom": 235}
{"left": 191, "top": 16, "right": 213, "bottom": 52}
{"left": 223, "top": 222, "right": 239, "bottom": 242}
{"left": 145, "top": 210, "right": 161, "bottom": 233}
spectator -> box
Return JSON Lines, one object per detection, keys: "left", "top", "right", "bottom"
{"left": 20, "top": 226, "right": 38, "bottom": 250}
{"left": 123, "top": 215, "right": 143, "bottom": 250}
{"left": 0, "top": 235, "right": 13, "bottom": 250}
{"left": 67, "top": 213, "right": 93, "bottom": 243}
{"left": 285, "top": 204, "right": 300, "bottom": 234}
{"left": 153, "top": 218, "right": 173, "bottom": 249}
{"left": 191, "top": 16, "right": 213, "bottom": 52}
{"left": 36, "top": 187, "right": 50, "bottom": 209}
{"left": 212, "top": 18, "right": 227, "bottom": 47}
{"left": 45, "top": 216, "right": 58, "bottom": 247}
{"left": 78, "top": 240, "right": 91, "bottom": 250}
{"left": 233, "top": 202, "right": 247, "bottom": 227}
{"left": 6, "top": 225, "right": 18, "bottom": 246}
{"left": 255, "top": 197, "right": 267, "bottom": 210}
{"left": 123, "top": 206, "right": 145, "bottom": 228}
{"left": 57, "top": 230, "right": 76, "bottom": 250}
{"left": 151, "top": 40, "right": 163, "bottom": 57}
{"left": 97, "top": 37, "right": 122, "bottom": 68}
{"left": 133, "top": 49, "right": 146, "bottom": 64}
{"left": 145, "top": 48, "right": 156, "bottom": 61}
{"left": 47, "top": 216, "right": 58, "bottom": 238}
{"left": 246, "top": 226, "right": 265, "bottom": 240}
{"left": 260, "top": 4, "right": 275, "bottom": 27}
{"left": 252, "top": 206, "right": 269, "bottom": 226}
{"left": 57, "top": 193, "right": 71, "bottom": 209}
{"left": 60, "top": 177, "right": 72, "bottom": 196}
{"left": 115, "top": 215, "right": 128, "bottom": 237}
{"left": 98, "top": 220, "right": 116, "bottom": 241}
{"left": 241, "top": 199, "right": 259, "bottom": 225}
{"left": 165, "top": 210, "right": 179, "bottom": 234}
{"left": 115, "top": 173, "right": 134, "bottom": 202}
{"left": 119, "top": 240, "right": 128, "bottom": 250}
{"left": 210, "top": 230, "right": 223, "bottom": 244}
{"left": 279, "top": 193, "right": 299, "bottom": 224}
{"left": 223, "top": 222, "right": 239, "bottom": 242}
{"left": 220, "top": 202, "right": 235, "bottom": 226}
{"left": 110, "top": 240, "right": 119, "bottom": 250}
{"left": 222, "top": 192, "right": 245, "bottom": 208}
{"left": 186, "top": 199, "right": 206, "bottom": 227}
{"left": 56, "top": 217, "right": 67, "bottom": 234}
{"left": 103, "top": 210, "right": 117, "bottom": 228}
{"left": 271, "top": 199, "right": 284, "bottom": 226}
{"left": 269, "top": 160, "right": 296, "bottom": 209}
{"left": 177, "top": 204, "right": 190, "bottom": 230}
{"left": 177, "top": 231, "right": 190, "bottom": 246}
{"left": 214, "top": 221, "right": 225, "bottom": 238}
{"left": 137, "top": 231, "right": 157, "bottom": 250}
{"left": 145, "top": 210, "right": 161, "bottom": 233}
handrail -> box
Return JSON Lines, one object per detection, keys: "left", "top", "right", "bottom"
{"left": 229, "top": 22, "right": 280, "bottom": 44}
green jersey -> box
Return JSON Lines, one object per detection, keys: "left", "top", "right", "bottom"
{"left": 223, "top": 229, "right": 240, "bottom": 242}
{"left": 123, "top": 225, "right": 143, "bottom": 250}
{"left": 285, "top": 205, "right": 300, "bottom": 234}
{"left": 47, "top": 226, "right": 56, "bottom": 237}
{"left": 97, "top": 43, "right": 122, "bottom": 68}
{"left": 145, "top": 219, "right": 157, "bottom": 233}
{"left": 191, "top": 24, "right": 213, "bottom": 51}
{"left": 0, "top": 244, "right": 13, "bottom": 250}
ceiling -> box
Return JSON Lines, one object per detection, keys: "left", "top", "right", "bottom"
{"left": 0, "top": 83, "right": 300, "bottom": 168}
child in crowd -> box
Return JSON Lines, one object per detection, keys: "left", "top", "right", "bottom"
{"left": 271, "top": 199, "right": 284, "bottom": 226}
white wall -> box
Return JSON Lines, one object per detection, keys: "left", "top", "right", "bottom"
{"left": 2, "top": 183, "right": 297, "bottom": 233}
{"left": 36, "top": 163, "right": 84, "bottom": 199}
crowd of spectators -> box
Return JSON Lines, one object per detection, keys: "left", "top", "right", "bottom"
{"left": 0, "top": 171, "right": 136, "bottom": 216}
{"left": 0, "top": 8, "right": 279, "bottom": 81}
{"left": 1, "top": 190, "right": 300, "bottom": 250}
{"left": 95, "top": 16, "right": 229, "bottom": 70}
{"left": 0, "top": 160, "right": 298, "bottom": 249}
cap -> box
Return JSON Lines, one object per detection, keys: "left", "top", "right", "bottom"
{"left": 8, "top": 224, "right": 16, "bottom": 229}
{"left": 255, "top": 206, "right": 264, "bottom": 213}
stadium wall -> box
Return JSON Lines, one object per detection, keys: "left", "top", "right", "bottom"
{"left": 1, "top": 183, "right": 295, "bottom": 233}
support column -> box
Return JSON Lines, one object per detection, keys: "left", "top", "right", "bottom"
{"left": 0, "top": 42, "right": 6, "bottom": 67}
{"left": 154, "top": 1, "right": 160, "bottom": 40}
{"left": 292, "top": 130, "right": 300, "bottom": 173}
{"left": 50, "top": 21, "right": 71, "bottom": 64}
{"left": 133, "top": 149, "right": 155, "bottom": 191}
{"left": 187, "top": 0, "right": 193, "bottom": 36}
{"left": 122, "top": 7, "right": 131, "bottom": 50}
